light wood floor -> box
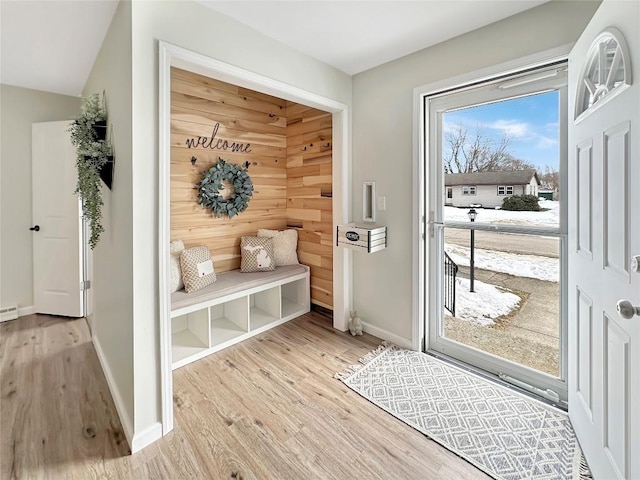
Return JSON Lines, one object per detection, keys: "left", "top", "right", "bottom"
{"left": 1, "top": 312, "right": 490, "bottom": 479}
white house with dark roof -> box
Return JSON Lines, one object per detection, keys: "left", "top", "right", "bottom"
{"left": 445, "top": 170, "right": 541, "bottom": 208}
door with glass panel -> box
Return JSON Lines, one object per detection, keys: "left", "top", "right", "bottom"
{"left": 426, "top": 64, "right": 568, "bottom": 402}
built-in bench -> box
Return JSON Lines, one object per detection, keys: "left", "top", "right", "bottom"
{"left": 171, "top": 264, "right": 310, "bottom": 369}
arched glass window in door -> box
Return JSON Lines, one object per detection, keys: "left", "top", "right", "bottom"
{"left": 575, "top": 28, "right": 631, "bottom": 122}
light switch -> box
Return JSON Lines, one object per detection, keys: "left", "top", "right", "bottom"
{"left": 377, "top": 196, "right": 386, "bottom": 211}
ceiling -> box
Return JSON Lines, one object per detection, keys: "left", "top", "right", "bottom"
{"left": 199, "top": 1, "right": 549, "bottom": 75}
{"left": 1, "top": 0, "right": 119, "bottom": 97}
{"left": 0, "top": 0, "right": 549, "bottom": 97}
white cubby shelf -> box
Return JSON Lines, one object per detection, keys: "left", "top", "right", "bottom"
{"left": 170, "top": 265, "right": 310, "bottom": 370}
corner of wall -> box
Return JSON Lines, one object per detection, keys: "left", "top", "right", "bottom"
{"left": 92, "top": 332, "right": 134, "bottom": 448}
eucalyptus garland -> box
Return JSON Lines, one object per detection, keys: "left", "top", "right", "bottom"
{"left": 69, "top": 92, "right": 112, "bottom": 249}
{"left": 197, "top": 158, "right": 253, "bottom": 218}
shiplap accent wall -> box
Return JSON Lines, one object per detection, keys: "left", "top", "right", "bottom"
{"left": 286, "top": 103, "right": 333, "bottom": 309}
{"left": 170, "top": 68, "right": 333, "bottom": 308}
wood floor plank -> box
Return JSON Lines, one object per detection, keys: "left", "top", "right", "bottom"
{"left": 1, "top": 312, "right": 490, "bottom": 479}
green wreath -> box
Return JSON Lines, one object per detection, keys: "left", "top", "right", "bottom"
{"left": 197, "top": 158, "right": 253, "bottom": 218}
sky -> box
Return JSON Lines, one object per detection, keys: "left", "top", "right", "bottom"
{"left": 443, "top": 91, "right": 559, "bottom": 172}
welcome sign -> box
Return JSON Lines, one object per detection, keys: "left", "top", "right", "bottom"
{"left": 185, "top": 122, "right": 252, "bottom": 154}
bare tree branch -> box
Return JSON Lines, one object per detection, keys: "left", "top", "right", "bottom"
{"left": 443, "top": 123, "right": 534, "bottom": 173}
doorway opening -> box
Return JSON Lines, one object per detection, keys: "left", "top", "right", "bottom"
{"left": 424, "top": 61, "right": 568, "bottom": 403}
{"left": 158, "top": 42, "right": 350, "bottom": 435}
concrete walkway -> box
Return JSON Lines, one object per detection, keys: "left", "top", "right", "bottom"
{"left": 445, "top": 266, "right": 560, "bottom": 376}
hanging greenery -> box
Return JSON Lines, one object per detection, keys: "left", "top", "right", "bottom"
{"left": 197, "top": 157, "right": 253, "bottom": 218}
{"left": 69, "top": 92, "right": 113, "bottom": 249}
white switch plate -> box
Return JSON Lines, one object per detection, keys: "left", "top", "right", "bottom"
{"left": 377, "top": 196, "right": 386, "bottom": 211}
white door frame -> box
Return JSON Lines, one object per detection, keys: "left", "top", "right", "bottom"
{"left": 412, "top": 44, "right": 573, "bottom": 353}
{"left": 158, "top": 41, "right": 351, "bottom": 434}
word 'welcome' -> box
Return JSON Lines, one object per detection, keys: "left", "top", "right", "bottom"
{"left": 185, "top": 123, "right": 252, "bottom": 153}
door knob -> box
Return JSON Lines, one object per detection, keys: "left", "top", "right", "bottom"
{"left": 29, "top": 225, "right": 40, "bottom": 232}
{"left": 616, "top": 300, "right": 640, "bottom": 319}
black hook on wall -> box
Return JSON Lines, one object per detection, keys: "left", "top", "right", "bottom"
{"left": 191, "top": 156, "right": 197, "bottom": 165}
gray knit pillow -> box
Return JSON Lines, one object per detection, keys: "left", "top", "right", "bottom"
{"left": 180, "top": 246, "right": 217, "bottom": 293}
{"left": 240, "top": 237, "right": 276, "bottom": 272}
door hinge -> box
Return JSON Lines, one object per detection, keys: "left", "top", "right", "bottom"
{"left": 80, "top": 280, "right": 91, "bottom": 291}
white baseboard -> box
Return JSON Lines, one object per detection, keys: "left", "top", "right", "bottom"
{"left": 92, "top": 333, "right": 135, "bottom": 450}
{"left": 18, "top": 306, "right": 35, "bottom": 317}
{"left": 361, "top": 322, "right": 414, "bottom": 350}
{"left": 1, "top": 305, "right": 36, "bottom": 323}
{"left": 0, "top": 310, "right": 18, "bottom": 322}
{"left": 131, "top": 422, "right": 163, "bottom": 453}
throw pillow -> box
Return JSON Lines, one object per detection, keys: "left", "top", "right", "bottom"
{"left": 240, "top": 236, "right": 276, "bottom": 272}
{"left": 169, "top": 240, "right": 185, "bottom": 292}
{"left": 180, "top": 245, "right": 217, "bottom": 293}
{"left": 257, "top": 229, "right": 299, "bottom": 266}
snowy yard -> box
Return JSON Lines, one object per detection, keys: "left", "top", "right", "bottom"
{"left": 444, "top": 199, "right": 559, "bottom": 227}
{"left": 443, "top": 199, "right": 559, "bottom": 324}
{"left": 451, "top": 278, "right": 521, "bottom": 326}
{"left": 445, "top": 244, "right": 559, "bottom": 282}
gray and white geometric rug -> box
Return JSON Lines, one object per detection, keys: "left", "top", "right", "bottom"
{"left": 336, "top": 342, "right": 590, "bottom": 480}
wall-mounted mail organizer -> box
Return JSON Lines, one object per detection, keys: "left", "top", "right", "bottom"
{"left": 336, "top": 224, "right": 387, "bottom": 253}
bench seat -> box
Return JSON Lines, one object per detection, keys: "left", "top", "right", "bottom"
{"left": 171, "top": 264, "right": 309, "bottom": 313}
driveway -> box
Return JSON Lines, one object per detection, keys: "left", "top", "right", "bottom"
{"left": 445, "top": 265, "right": 560, "bottom": 377}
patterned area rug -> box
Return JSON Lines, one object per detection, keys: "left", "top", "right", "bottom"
{"left": 336, "top": 343, "right": 590, "bottom": 480}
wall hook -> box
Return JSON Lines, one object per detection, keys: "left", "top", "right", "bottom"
{"left": 191, "top": 156, "right": 197, "bottom": 165}
{"left": 301, "top": 146, "right": 307, "bottom": 152}
{"left": 323, "top": 142, "right": 331, "bottom": 148}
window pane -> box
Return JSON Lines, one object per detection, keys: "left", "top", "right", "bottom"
{"left": 443, "top": 91, "right": 559, "bottom": 228}
{"left": 442, "top": 228, "right": 560, "bottom": 376}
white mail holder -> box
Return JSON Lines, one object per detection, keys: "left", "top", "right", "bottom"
{"left": 336, "top": 224, "right": 387, "bottom": 253}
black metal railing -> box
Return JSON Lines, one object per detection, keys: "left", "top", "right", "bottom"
{"left": 444, "top": 252, "right": 458, "bottom": 316}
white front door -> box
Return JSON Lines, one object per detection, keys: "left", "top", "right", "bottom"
{"left": 32, "top": 121, "right": 84, "bottom": 317}
{"left": 568, "top": 1, "right": 639, "bottom": 478}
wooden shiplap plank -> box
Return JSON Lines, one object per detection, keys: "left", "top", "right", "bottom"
{"left": 171, "top": 68, "right": 288, "bottom": 273}
{"left": 286, "top": 105, "right": 333, "bottom": 309}
{"left": 171, "top": 68, "right": 333, "bottom": 307}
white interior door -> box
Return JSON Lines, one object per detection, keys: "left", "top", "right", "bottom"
{"left": 32, "top": 121, "right": 84, "bottom": 317}
{"left": 568, "top": 1, "right": 639, "bottom": 478}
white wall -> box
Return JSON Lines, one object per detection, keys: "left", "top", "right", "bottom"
{"left": 351, "top": 1, "right": 600, "bottom": 342}
{"left": 82, "top": 0, "right": 135, "bottom": 446}
{"left": 0, "top": 85, "right": 80, "bottom": 313}
{"left": 127, "top": 0, "right": 352, "bottom": 447}
{"left": 449, "top": 185, "right": 524, "bottom": 208}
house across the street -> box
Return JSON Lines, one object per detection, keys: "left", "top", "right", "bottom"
{"left": 445, "top": 170, "right": 540, "bottom": 208}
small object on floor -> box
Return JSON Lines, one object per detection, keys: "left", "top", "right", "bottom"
{"left": 348, "top": 310, "right": 363, "bottom": 336}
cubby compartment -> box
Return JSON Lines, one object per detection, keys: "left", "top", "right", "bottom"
{"left": 171, "top": 266, "right": 310, "bottom": 369}
{"left": 249, "top": 287, "right": 281, "bottom": 331}
{"left": 171, "top": 309, "right": 210, "bottom": 365}
{"left": 210, "top": 297, "right": 248, "bottom": 347}
{"left": 281, "top": 278, "right": 309, "bottom": 318}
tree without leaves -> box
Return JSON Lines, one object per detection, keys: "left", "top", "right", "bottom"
{"left": 443, "top": 123, "right": 535, "bottom": 173}
{"left": 539, "top": 165, "right": 560, "bottom": 190}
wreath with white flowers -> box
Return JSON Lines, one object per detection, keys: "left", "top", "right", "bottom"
{"left": 197, "top": 157, "right": 254, "bottom": 218}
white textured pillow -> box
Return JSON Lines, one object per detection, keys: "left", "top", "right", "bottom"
{"left": 170, "top": 240, "right": 185, "bottom": 292}
{"left": 257, "top": 229, "right": 299, "bottom": 266}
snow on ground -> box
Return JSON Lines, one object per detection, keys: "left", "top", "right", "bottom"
{"left": 445, "top": 244, "right": 559, "bottom": 282}
{"left": 452, "top": 277, "right": 521, "bottom": 326}
{"left": 444, "top": 199, "right": 559, "bottom": 227}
